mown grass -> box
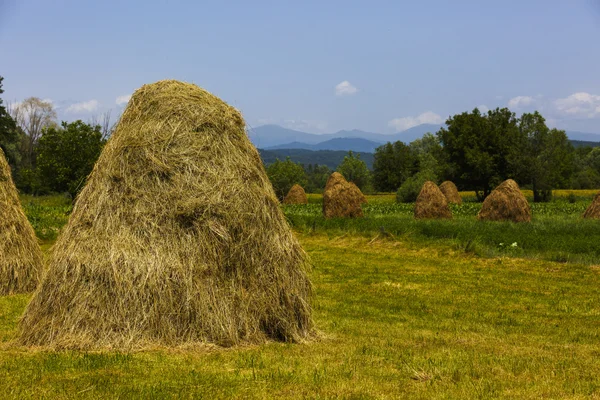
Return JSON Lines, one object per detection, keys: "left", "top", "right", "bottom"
{"left": 1, "top": 235, "right": 600, "bottom": 398}
{"left": 1, "top": 192, "right": 598, "bottom": 398}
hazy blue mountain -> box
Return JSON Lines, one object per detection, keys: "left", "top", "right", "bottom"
{"left": 259, "top": 149, "right": 375, "bottom": 170}
{"left": 266, "top": 137, "right": 384, "bottom": 153}
{"left": 570, "top": 139, "right": 600, "bottom": 148}
{"left": 565, "top": 131, "right": 600, "bottom": 142}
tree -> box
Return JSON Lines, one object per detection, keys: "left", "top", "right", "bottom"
{"left": 437, "top": 107, "right": 521, "bottom": 199}
{"left": 511, "top": 112, "right": 574, "bottom": 201}
{"left": 36, "top": 120, "right": 105, "bottom": 197}
{"left": 396, "top": 152, "right": 438, "bottom": 203}
{"left": 0, "top": 76, "right": 22, "bottom": 172}
{"left": 266, "top": 157, "right": 307, "bottom": 200}
{"left": 372, "top": 141, "right": 416, "bottom": 192}
{"left": 9, "top": 97, "right": 57, "bottom": 170}
{"left": 336, "top": 151, "right": 371, "bottom": 191}
{"left": 304, "top": 163, "right": 332, "bottom": 193}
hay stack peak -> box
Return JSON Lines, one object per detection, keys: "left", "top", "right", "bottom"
{"left": 322, "top": 172, "right": 366, "bottom": 218}
{"left": 583, "top": 192, "right": 600, "bottom": 219}
{"left": 439, "top": 181, "right": 462, "bottom": 204}
{"left": 477, "top": 179, "right": 531, "bottom": 222}
{"left": 19, "top": 80, "right": 313, "bottom": 349}
{"left": 0, "top": 148, "right": 42, "bottom": 294}
{"left": 283, "top": 184, "right": 308, "bottom": 204}
{"left": 414, "top": 181, "right": 452, "bottom": 219}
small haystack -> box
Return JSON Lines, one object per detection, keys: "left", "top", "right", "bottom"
{"left": 322, "top": 172, "right": 365, "bottom": 218}
{"left": 477, "top": 179, "right": 531, "bottom": 222}
{"left": 583, "top": 192, "right": 600, "bottom": 219}
{"left": 283, "top": 184, "right": 308, "bottom": 205}
{"left": 19, "top": 80, "right": 313, "bottom": 349}
{"left": 439, "top": 181, "right": 462, "bottom": 204}
{"left": 414, "top": 181, "right": 452, "bottom": 219}
{"left": 0, "top": 148, "right": 42, "bottom": 295}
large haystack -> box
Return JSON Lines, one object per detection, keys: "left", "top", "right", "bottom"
{"left": 583, "top": 192, "right": 600, "bottom": 219}
{"left": 19, "top": 80, "right": 313, "bottom": 349}
{"left": 322, "top": 172, "right": 365, "bottom": 218}
{"left": 477, "top": 179, "right": 531, "bottom": 222}
{"left": 414, "top": 181, "right": 452, "bottom": 219}
{"left": 283, "top": 184, "right": 308, "bottom": 205}
{"left": 439, "top": 181, "right": 462, "bottom": 204}
{"left": 0, "top": 148, "right": 42, "bottom": 295}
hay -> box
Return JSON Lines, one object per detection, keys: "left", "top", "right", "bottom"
{"left": 414, "top": 181, "right": 452, "bottom": 219}
{"left": 477, "top": 179, "right": 531, "bottom": 222}
{"left": 439, "top": 181, "right": 462, "bottom": 204}
{"left": 283, "top": 184, "right": 308, "bottom": 205}
{"left": 19, "top": 80, "right": 314, "bottom": 350}
{"left": 583, "top": 192, "right": 600, "bottom": 219}
{"left": 0, "top": 148, "right": 42, "bottom": 295}
{"left": 322, "top": 172, "right": 366, "bottom": 218}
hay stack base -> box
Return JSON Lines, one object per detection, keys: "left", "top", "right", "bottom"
{"left": 477, "top": 179, "right": 531, "bottom": 222}
{"left": 414, "top": 181, "right": 452, "bottom": 219}
{"left": 19, "top": 80, "right": 313, "bottom": 350}
{"left": 0, "top": 148, "right": 42, "bottom": 295}
{"left": 322, "top": 172, "right": 366, "bottom": 218}
{"left": 283, "top": 184, "right": 308, "bottom": 204}
{"left": 439, "top": 181, "right": 462, "bottom": 204}
{"left": 583, "top": 192, "right": 600, "bottom": 219}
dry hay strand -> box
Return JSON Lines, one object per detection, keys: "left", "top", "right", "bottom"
{"left": 583, "top": 192, "right": 600, "bottom": 219}
{"left": 439, "top": 180, "right": 462, "bottom": 204}
{"left": 19, "top": 80, "right": 314, "bottom": 350}
{"left": 477, "top": 179, "right": 531, "bottom": 222}
{"left": 414, "top": 181, "right": 452, "bottom": 219}
{"left": 283, "top": 184, "right": 308, "bottom": 205}
{"left": 322, "top": 172, "right": 365, "bottom": 218}
{"left": 0, "top": 148, "right": 42, "bottom": 295}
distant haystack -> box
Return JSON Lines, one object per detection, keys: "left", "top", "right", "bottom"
{"left": 477, "top": 179, "right": 531, "bottom": 222}
{"left": 439, "top": 181, "right": 462, "bottom": 204}
{"left": 414, "top": 181, "right": 452, "bottom": 219}
{"left": 283, "top": 184, "right": 308, "bottom": 205}
{"left": 583, "top": 192, "right": 600, "bottom": 219}
{"left": 0, "top": 148, "right": 42, "bottom": 295}
{"left": 322, "top": 172, "right": 365, "bottom": 218}
{"left": 19, "top": 80, "right": 313, "bottom": 350}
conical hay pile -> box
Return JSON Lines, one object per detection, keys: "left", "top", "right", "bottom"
{"left": 477, "top": 179, "right": 531, "bottom": 222}
{"left": 283, "top": 184, "right": 308, "bottom": 205}
{"left": 322, "top": 172, "right": 365, "bottom": 218}
{"left": 414, "top": 181, "right": 452, "bottom": 219}
{"left": 0, "top": 148, "right": 42, "bottom": 294}
{"left": 19, "top": 80, "right": 313, "bottom": 349}
{"left": 439, "top": 181, "right": 462, "bottom": 204}
{"left": 583, "top": 192, "right": 600, "bottom": 219}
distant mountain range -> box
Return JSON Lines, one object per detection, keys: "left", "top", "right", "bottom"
{"left": 249, "top": 124, "right": 600, "bottom": 153}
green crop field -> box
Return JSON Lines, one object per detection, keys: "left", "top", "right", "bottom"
{"left": 1, "top": 192, "right": 599, "bottom": 399}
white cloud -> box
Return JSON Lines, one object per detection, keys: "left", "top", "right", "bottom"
{"left": 116, "top": 94, "right": 132, "bottom": 106}
{"left": 508, "top": 96, "right": 534, "bottom": 109}
{"left": 388, "top": 111, "right": 443, "bottom": 131}
{"left": 554, "top": 92, "right": 600, "bottom": 118}
{"left": 478, "top": 104, "right": 490, "bottom": 113}
{"left": 66, "top": 99, "right": 99, "bottom": 113}
{"left": 283, "top": 119, "right": 328, "bottom": 132}
{"left": 335, "top": 80, "right": 358, "bottom": 96}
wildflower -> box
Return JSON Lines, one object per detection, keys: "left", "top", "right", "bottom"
{"left": 511, "top": 242, "right": 518, "bottom": 248}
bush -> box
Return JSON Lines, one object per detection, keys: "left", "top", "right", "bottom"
{"left": 396, "top": 170, "right": 437, "bottom": 203}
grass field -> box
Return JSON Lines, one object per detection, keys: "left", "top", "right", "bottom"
{"left": 0, "top": 192, "right": 599, "bottom": 398}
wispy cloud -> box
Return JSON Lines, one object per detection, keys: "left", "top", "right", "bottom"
{"left": 478, "top": 105, "right": 490, "bottom": 113}
{"left": 66, "top": 99, "right": 99, "bottom": 113}
{"left": 554, "top": 92, "right": 600, "bottom": 118}
{"left": 508, "top": 96, "right": 534, "bottom": 109}
{"left": 388, "top": 111, "right": 443, "bottom": 131}
{"left": 335, "top": 80, "right": 358, "bottom": 96}
{"left": 116, "top": 94, "right": 131, "bottom": 106}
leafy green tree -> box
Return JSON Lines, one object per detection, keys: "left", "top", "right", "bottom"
{"left": 0, "top": 76, "right": 22, "bottom": 171}
{"left": 437, "top": 107, "right": 521, "bottom": 199}
{"left": 396, "top": 153, "right": 438, "bottom": 202}
{"left": 511, "top": 112, "right": 574, "bottom": 201}
{"left": 304, "top": 163, "right": 331, "bottom": 193}
{"left": 372, "top": 141, "right": 416, "bottom": 192}
{"left": 337, "top": 151, "right": 371, "bottom": 191}
{"left": 36, "top": 120, "right": 105, "bottom": 196}
{"left": 266, "top": 157, "right": 307, "bottom": 200}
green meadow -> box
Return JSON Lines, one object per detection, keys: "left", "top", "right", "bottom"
{"left": 0, "top": 192, "right": 599, "bottom": 399}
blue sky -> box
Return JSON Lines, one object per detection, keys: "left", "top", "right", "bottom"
{"left": 1, "top": 0, "right": 600, "bottom": 134}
